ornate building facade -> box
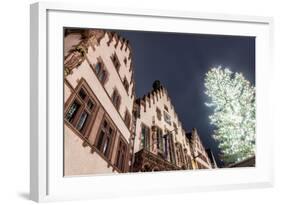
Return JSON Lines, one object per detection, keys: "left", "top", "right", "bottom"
{"left": 63, "top": 28, "right": 213, "bottom": 176}
{"left": 64, "top": 29, "right": 135, "bottom": 175}
{"left": 132, "top": 81, "right": 212, "bottom": 172}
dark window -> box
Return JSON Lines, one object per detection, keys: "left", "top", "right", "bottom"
{"left": 94, "top": 61, "right": 107, "bottom": 84}
{"left": 87, "top": 99, "right": 94, "bottom": 110}
{"left": 111, "top": 53, "right": 120, "bottom": 71}
{"left": 176, "top": 144, "right": 184, "bottom": 165}
{"left": 123, "top": 77, "right": 129, "bottom": 93}
{"left": 76, "top": 111, "right": 88, "bottom": 131}
{"left": 156, "top": 108, "right": 162, "bottom": 121}
{"left": 168, "top": 135, "right": 176, "bottom": 164}
{"left": 96, "top": 118, "right": 115, "bottom": 158}
{"left": 164, "top": 111, "right": 171, "bottom": 125}
{"left": 124, "top": 57, "right": 127, "bottom": 65}
{"left": 65, "top": 100, "right": 81, "bottom": 123}
{"left": 65, "top": 86, "right": 96, "bottom": 136}
{"left": 95, "top": 62, "right": 101, "bottom": 74}
{"left": 115, "top": 138, "right": 127, "bottom": 172}
{"left": 156, "top": 128, "right": 164, "bottom": 152}
{"left": 78, "top": 88, "right": 86, "bottom": 100}
{"left": 124, "top": 110, "right": 131, "bottom": 128}
{"left": 141, "top": 124, "right": 150, "bottom": 150}
{"left": 111, "top": 89, "right": 121, "bottom": 110}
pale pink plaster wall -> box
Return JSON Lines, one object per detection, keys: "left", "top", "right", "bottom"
{"left": 64, "top": 126, "right": 113, "bottom": 176}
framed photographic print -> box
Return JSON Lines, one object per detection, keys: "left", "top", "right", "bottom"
{"left": 30, "top": 2, "right": 274, "bottom": 202}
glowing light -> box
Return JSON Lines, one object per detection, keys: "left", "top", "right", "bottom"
{"left": 204, "top": 67, "right": 255, "bottom": 164}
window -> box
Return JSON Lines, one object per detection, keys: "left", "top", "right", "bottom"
{"left": 179, "top": 145, "right": 184, "bottom": 164}
{"left": 111, "top": 89, "right": 121, "bottom": 111}
{"left": 162, "top": 131, "right": 170, "bottom": 160}
{"left": 115, "top": 138, "right": 127, "bottom": 172}
{"left": 187, "top": 156, "right": 193, "bottom": 169}
{"left": 176, "top": 144, "right": 184, "bottom": 165}
{"left": 124, "top": 57, "right": 127, "bottom": 65}
{"left": 141, "top": 124, "right": 150, "bottom": 150}
{"left": 111, "top": 52, "right": 120, "bottom": 71}
{"left": 156, "top": 108, "right": 162, "bottom": 121}
{"left": 124, "top": 110, "right": 131, "bottom": 128}
{"left": 164, "top": 111, "right": 171, "bottom": 125}
{"left": 96, "top": 119, "right": 115, "bottom": 158}
{"left": 123, "top": 77, "right": 129, "bottom": 93}
{"left": 173, "top": 122, "right": 178, "bottom": 134}
{"left": 65, "top": 86, "right": 96, "bottom": 136}
{"left": 94, "top": 61, "right": 107, "bottom": 84}
{"left": 156, "top": 127, "right": 164, "bottom": 153}
{"left": 164, "top": 105, "right": 169, "bottom": 112}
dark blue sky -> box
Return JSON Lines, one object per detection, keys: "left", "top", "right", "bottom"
{"left": 114, "top": 29, "right": 255, "bottom": 167}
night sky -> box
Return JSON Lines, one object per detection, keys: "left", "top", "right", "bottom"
{"left": 112, "top": 29, "right": 255, "bottom": 167}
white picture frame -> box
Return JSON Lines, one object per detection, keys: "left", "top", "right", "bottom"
{"left": 30, "top": 2, "right": 274, "bottom": 202}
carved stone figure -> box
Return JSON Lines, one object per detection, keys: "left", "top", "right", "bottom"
{"left": 64, "top": 45, "right": 87, "bottom": 76}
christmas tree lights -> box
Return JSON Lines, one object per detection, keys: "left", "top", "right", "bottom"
{"left": 204, "top": 67, "right": 255, "bottom": 164}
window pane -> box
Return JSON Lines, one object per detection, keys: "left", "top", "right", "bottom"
{"left": 98, "top": 70, "right": 105, "bottom": 82}
{"left": 164, "top": 111, "right": 171, "bottom": 125}
{"left": 76, "top": 111, "right": 88, "bottom": 132}
{"left": 123, "top": 78, "right": 129, "bottom": 92}
{"left": 95, "top": 62, "right": 101, "bottom": 74}
{"left": 87, "top": 99, "right": 94, "bottom": 110}
{"left": 116, "top": 150, "right": 121, "bottom": 168}
{"left": 78, "top": 89, "right": 86, "bottom": 100}
{"left": 157, "top": 129, "right": 163, "bottom": 151}
{"left": 142, "top": 126, "right": 150, "bottom": 150}
{"left": 109, "top": 127, "right": 113, "bottom": 135}
{"left": 103, "top": 120, "right": 108, "bottom": 129}
{"left": 112, "top": 90, "right": 117, "bottom": 102}
{"left": 125, "top": 112, "right": 130, "bottom": 127}
{"left": 120, "top": 153, "right": 124, "bottom": 170}
{"left": 103, "top": 137, "right": 109, "bottom": 156}
{"left": 97, "top": 131, "right": 105, "bottom": 150}
{"left": 65, "top": 101, "right": 81, "bottom": 123}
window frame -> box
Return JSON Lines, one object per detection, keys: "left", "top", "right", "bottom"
{"left": 124, "top": 109, "right": 131, "bottom": 129}
{"left": 163, "top": 111, "right": 172, "bottom": 125}
{"left": 123, "top": 77, "right": 130, "bottom": 94}
{"left": 156, "top": 107, "right": 162, "bottom": 121}
{"left": 64, "top": 82, "right": 98, "bottom": 138}
{"left": 111, "top": 88, "right": 121, "bottom": 111}
{"left": 92, "top": 58, "right": 108, "bottom": 85}
{"left": 94, "top": 116, "right": 116, "bottom": 159}
{"left": 110, "top": 52, "right": 121, "bottom": 72}
{"left": 115, "top": 136, "right": 128, "bottom": 172}
{"left": 140, "top": 123, "right": 150, "bottom": 151}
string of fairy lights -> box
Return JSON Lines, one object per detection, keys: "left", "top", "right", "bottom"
{"left": 204, "top": 67, "right": 255, "bottom": 164}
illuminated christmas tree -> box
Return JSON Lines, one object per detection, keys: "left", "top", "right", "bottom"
{"left": 204, "top": 67, "right": 255, "bottom": 164}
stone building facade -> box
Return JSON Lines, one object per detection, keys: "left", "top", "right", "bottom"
{"left": 64, "top": 29, "right": 135, "bottom": 175}
{"left": 132, "top": 81, "right": 212, "bottom": 172}
{"left": 63, "top": 28, "right": 212, "bottom": 176}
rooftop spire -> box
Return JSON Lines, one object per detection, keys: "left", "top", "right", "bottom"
{"left": 152, "top": 80, "right": 161, "bottom": 91}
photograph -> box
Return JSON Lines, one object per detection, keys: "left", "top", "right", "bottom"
{"left": 63, "top": 28, "right": 256, "bottom": 176}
